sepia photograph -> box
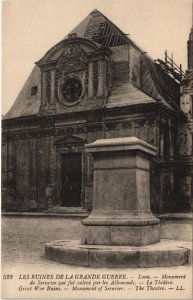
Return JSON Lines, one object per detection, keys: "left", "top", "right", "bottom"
{"left": 1, "top": 0, "right": 193, "bottom": 299}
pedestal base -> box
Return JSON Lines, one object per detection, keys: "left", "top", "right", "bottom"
{"left": 81, "top": 224, "right": 160, "bottom": 246}
{"left": 45, "top": 239, "right": 192, "bottom": 268}
{"left": 81, "top": 211, "right": 160, "bottom": 246}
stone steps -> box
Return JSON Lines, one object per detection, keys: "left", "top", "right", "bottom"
{"left": 45, "top": 239, "right": 192, "bottom": 268}
{"left": 45, "top": 206, "right": 89, "bottom": 217}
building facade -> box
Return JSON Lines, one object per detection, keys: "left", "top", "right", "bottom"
{"left": 2, "top": 9, "right": 193, "bottom": 212}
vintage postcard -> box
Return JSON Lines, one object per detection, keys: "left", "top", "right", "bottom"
{"left": 1, "top": 0, "right": 193, "bottom": 299}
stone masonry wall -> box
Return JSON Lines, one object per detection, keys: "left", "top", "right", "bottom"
{"left": 2, "top": 110, "right": 179, "bottom": 213}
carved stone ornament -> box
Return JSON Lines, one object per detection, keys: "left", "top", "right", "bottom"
{"left": 57, "top": 44, "right": 87, "bottom": 73}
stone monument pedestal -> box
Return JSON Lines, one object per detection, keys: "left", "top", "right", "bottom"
{"left": 81, "top": 137, "right": 160, "bottom": 246}
{"left": 45, "top": 137, "right": 191, "bottom": 268}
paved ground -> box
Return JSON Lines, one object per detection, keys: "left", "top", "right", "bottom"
{"left": 2, "top": 216, "right": 82, "bottom": 269}
{"left": 1, "top": 216, "right": 192, "bottom": 299}
{"left": 1, "top": 215, "right": 192, "bottom": 268}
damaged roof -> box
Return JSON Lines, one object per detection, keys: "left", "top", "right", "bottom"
{"left": 4, "top": 9, "right": 181, "bottom": 119}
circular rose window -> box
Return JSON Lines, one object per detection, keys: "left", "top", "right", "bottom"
{"left": 60, "top": 77, "right": 82, "bottom": 104}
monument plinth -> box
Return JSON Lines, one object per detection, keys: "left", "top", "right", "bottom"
{"left": 45, "top": 137, "right": 191, "bottom": 268}
{"left": 81, "top": 137, "right": 160, "bottom": 246}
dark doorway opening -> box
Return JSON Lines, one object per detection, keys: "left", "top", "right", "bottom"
{"left": 61, "top": 153, "right": 81, "bottom": 207}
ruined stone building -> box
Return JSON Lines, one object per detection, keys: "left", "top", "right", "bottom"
{"left": 2, "top": 9, "right": 193, "bottom": 212}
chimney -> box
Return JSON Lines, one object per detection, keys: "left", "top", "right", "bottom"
{"left": 187, "top": 2, "right": 193, "bottom": 70}
{"left": 188, "top": 27, "right": 193, "bottom": 70}
{"left": 68, "top": 33, "right": 77, "bottom": 38}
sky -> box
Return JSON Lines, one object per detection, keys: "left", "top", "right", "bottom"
{"left": 2, "top": 0, "right": 192, "bottom": 114}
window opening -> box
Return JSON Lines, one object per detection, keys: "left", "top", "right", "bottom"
{"left": 31, "top": 86, "right": 38, "bottom": 96}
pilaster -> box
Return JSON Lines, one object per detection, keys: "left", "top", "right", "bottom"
{"left": 97, "top": 59, "right": 106, "bottom": 97}
{"left": 50, "top": 70, "right": 56, "bottom": 105}
{"left": 41, "top": 71, "right": 47, "bottom": 107}
{"left": 88, "top": 62, "right": 94, "bottom": 98}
